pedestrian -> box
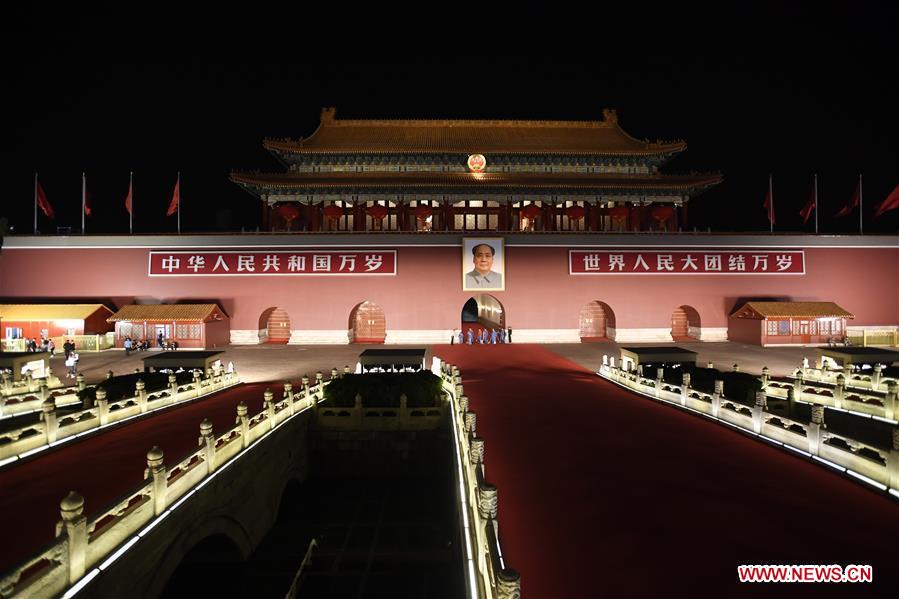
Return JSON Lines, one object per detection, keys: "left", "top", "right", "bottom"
{"left": 65, "top": 353, "right": 76, "bottom": 378}
{"left": 490, "top": 328, "right": 498, "bottom": 344}
{"left": 30, "top": 338, "right": 38, "bottom": 352}
{"left": 48, "top": 339, "right": 55, "bottom": 357}
{"left": 466, "top": 329, "right": 474, "bottom": 345}
{"left": 157, "top": 331, "right": 164, "bottom": 348}
{"left": 458, "top": 331, "right": 465, "bottom": 345}
{"left": 41, "top": 338, "right": 49, "bottom": 352}
{"left": 507, "top": 328, "right": 513, "bottom": 343}
{"left": 451, "top": 329, "right": 456, "bottom": 345}
{"left": 124, "top": 337, "right": 133, "bottom": 356}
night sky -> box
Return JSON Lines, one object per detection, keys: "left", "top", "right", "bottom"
{"left": 5, "top": 3, "right": 898, "bottom": 236}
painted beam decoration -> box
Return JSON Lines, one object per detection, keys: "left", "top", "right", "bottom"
{"left": 569, "top": 250, "right": 805, "bottom": 275}
{"left": 149, "top": 250, "right": 397, "bottom": 276}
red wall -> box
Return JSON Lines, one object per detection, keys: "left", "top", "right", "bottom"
{"left": 1, "top": 245, "right": 896, "bottom": 333}
{"left": 727, "top": 317, "right": 762, "bottom": 344}
{"left": 0, "top": 320, "right": 84, "bottom": 339}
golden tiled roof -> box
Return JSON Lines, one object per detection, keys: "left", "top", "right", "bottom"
{"left": 107, "top": 304, "right": 225, "bottom": 323}
{"left": 230, "top": 171, "right": 722, "bottom": 192}
{"left": 263, "top": 107, "right": 686, "bottom": 156}
{"left": 735, "top": 302, "right": 854, "bottom": 319}
{"left": 0, "top": 304, "right": 112, "bottom": 321}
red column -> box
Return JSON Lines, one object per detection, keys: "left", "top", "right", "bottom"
{"left": 310, "top": 202, "right": 322, "bottom": 232}
{"left": 260, "top": 201, "right": 271, "bottom": 231}
{"left": 680, "top": 203, "right": 689, "bottom": 230}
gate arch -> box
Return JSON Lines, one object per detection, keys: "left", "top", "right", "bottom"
{"left": 461, "top": 294, "right": 505, "bottom": 339}
{"left": 349, "top": 301, "right": 386, "bottom": 344}
{"left": 579, "top": 301, "right": 616, "bottom": 341}
{"left": 671, "top": 305, "right": 701, "bottom": 340}
{"left": 259, "top": 307, "right": 291, "bottom": 344}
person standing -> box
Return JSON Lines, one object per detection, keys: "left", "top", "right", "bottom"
{"left": 458, "top": 330, "right": 465, "bottom": 345}
{"left": 466, "top": 329, "right": 474, "bottom": 345}
{"left": 157, "top": 331, "right": 164, "bottom": 348}
{"left": 124, "top": 337, "right": 133, "bottom": 356}
{"left": 47, "top": 338, "right": 56, "bottom": 357}
{"left": 490, "top": 328, "right": 498, "bottom": 344}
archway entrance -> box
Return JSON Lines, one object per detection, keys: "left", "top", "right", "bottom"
{"left": 260, "top": 307, "right": 290, "bottom": 344}
{"left": 579, "top": 301, "right": 616, "bottom": 342}
{"left": 671, "top": 305, "right": 701, "bottom": 341}
{"left": 349, "top": 301, "right": 386, "bottom": 344}
{"left": 461, "top": 295, "right": 505, "bottom": 339}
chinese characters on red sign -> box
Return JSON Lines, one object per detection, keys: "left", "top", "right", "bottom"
{"left": 149, "top": 250, "right": 397, "bottom": 276}
{"left": 569, "top": 250, "right": 805, "bottom": 274}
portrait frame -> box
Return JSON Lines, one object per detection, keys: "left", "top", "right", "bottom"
{"left": 462, "top": 237, "right": 505, "bottom": 292}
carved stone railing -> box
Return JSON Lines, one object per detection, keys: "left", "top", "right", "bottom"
{"left": 598, "top": 360, "right": 899, "bottom": 498}
{"left": 0, "top": 371, "right": 334, "bottom": 599}
{"left": 436, "top": 359, "right": 520, "bottom": 599}
{"left": 0, "top": 369, "right": 65, "bottom": 400}
{"left": 766, "top": 369, "right": 897, "bottom": 421}
{"left": 0, "top": 369, "right": 241, "bottom": 465}
{"left": 316, "top": 391, "right": 445, "bottom": 431}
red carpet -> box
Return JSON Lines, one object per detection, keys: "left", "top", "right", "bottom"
{"left": 435, "top": 344, "right": 899, "bottom": 597}
{"left": 0, "top": 382, "right": 283, "bottom": 574}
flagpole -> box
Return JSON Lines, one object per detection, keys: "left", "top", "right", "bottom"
{"left": 769, "top": 173, "right": 774, "bottom": 234}
{"left": 859, "top": 174, "right": 863, "bottom": 235}
{"left": 129, "top": 171, "right": 133, "bottom": 235}
{"left": 177, "top": 171, "right": 181, "bottom": 235}
{"left": 34, "top": 173, "right": 38, "bottom": 235}
{"left": 814, "top": 173, "right": 818, "bottom": 235}
{"left": 82, "top": 172, "right": 86, "bottom": 235}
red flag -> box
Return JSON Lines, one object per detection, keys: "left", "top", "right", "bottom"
{"left": 874, "top": 184, "right": 899, "bottom": 217}
{"left": 37, "top": 182, "right": 55, "bottom": 219}
{"left": 763, "top": 188, "right": 775, "bottom": 224}
{"left": 835, "top": 181, "right": 860, "bottom": 217}
{"left": 799, "top": 186, "right": 815, "bottom": 224}
{"left": 84, "top": 191, "right": 92, "bottom": 216}
{"left": 166, "top": 178, "right": 180, "bottom": 217}
{"left": 124, "top": 180, "right": 133, "bottom": 214}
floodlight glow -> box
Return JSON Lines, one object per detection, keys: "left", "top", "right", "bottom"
{"left": 60, "top": 569, "right": 99, "bottom": 599}
{"left": 98, "top": 536, "right": 140, "bottom": 570}
{"left": 846, "top": 470, "right": 887, "bottom": 491}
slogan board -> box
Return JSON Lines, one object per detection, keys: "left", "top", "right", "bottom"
{"left": 149, "top": 250, "right": 397, "bottom": 276}
{"left": 569, "top": 250, "right": 805, "bottom": 275}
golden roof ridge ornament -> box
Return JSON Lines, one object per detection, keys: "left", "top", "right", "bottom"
{"left": 321, "top": 106, "right": 337, "bottom": 123}
{"left": 602, "top": 108, "right": 618, "bottom": 124}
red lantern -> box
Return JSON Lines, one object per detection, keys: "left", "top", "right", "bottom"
{"left": 323, "top": 205, "right": 343, "bottom": 220}
{"left": 274, "top": 203, "right": 301, "bottom": 229}
{"left": 367, "top": 204, "right": 388, "bottom": 219}
{"left": 608, "top": 206, "right": 629, "bottom": 220}
{"left": 565, "top": 205, "right": 586, "bottom": 220}
{"left": 521, "top": 204, "right": 542, "bottom": 219}
{"left": 651, "top": 206, "right": 674, "bottom": 222}
{"left": 412, "top": 205, "right": 433, "bottom": 219}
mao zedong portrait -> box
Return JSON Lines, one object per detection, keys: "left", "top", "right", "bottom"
{"left": 465, "top": 243, "right": 503, "bottom": 289}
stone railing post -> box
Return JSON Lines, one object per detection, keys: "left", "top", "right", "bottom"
{"left": 873, "top": 364, "right": 883, "bottom": 390}
{"left": 681, "top": 373, "right": 691, "bottom": 406}
{"left": 888, "top": 428, "right": 899, "bottom": 490}
{"left": 58, "top": 492, "right": 87, "bottom": 584}
{"left": 752, "top": 391, "right": 767, "bottom": 434}
{"left": 760, "top": 366, "right": 770, "bottom": 389}
{"left": 25, "top": 370, "right": 36, "bottom": 392}
{"left": 198, "top": 419, "right": 216, "bottom": 473}
{"left": 39, "top": 383, "right": 49, "bottom": 404}
{"left": 834, "top": 374, "right": 845, "bottom": 410}
{"left": 712, "top": 379, "right": 724, "bottom": 418}
{"left": 609, "top": 356, "right": 616, "bottom": 369}
{"left": 145, "top": 446, "right": 167, "bottom": 515}
{"left": 301, "top": 375, "right": 310, "bottom": 397}
{"left": 808, "top": 405, "right": 825, "bottom": 455}
{"left": 1, "top": 370, "right": 11, "bottom": 394}
{"left": 236, "top": 402, "right": 249, "bottom": 448}
{"left": 655, "top": 367, "right": 664, "bottom": 398}
{"left": 470, "top": 437, "right": 484, "bottom": 468}
{"left": 315, "top": 372, "right": 323, "bottom": 398}
{"left": 168, "top": 373, "right": 178, "bottom": 399}
{"left": 96, "top": 388, "right": 109, "bottom": 426}
{"left": 464, "top": 411, "right": 477, "bottom": 435}
{"left": 330, "top": 368, "right": 339, "bottom": 381}
{"left": 602, "top": 354, "right": 609, "bottom": 367}
{"left": 284, "top": 382, "right": 295, "bottom": 415}
{"left": 884, "top": 381, "right": 897, "bottom": 422}
{"left": 732, "top": 363, "right": 740, "bottom": 373}
{"left": 76, "top": 374, "right": 85, "bottom": 391}
{"left": 478, "top": 484, "right": 497, "bottom": 521}
{"left": 42, "top": 398, "right": 58, "bottom": 443}
{"left": 192, "top": 370, "right": 202, "bottom": 397}
{"left": 637, "top": 365, "right": 644, "bottom": 378}
{"left": 344, "top": 365, "right": 351, "bottom": 376}
{"left": 264, "top": 388, "right": 275, "bottom": 430}
{"left": 135, "top": 379, "right": 147, "bottom": 412}
{"left": 106, "top": 370, "right": 114, "bottom": 381}
{"left": 794, "top": 369, "right": 804, "bottom": 402}
{"left": 459, "top": 395, "right": 469, "bottom": 414}
{"left": 496, "top": 568, "right": 522, "bottom": 599}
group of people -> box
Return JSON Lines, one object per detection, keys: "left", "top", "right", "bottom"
{"left": 123, "top": 337, "right": 153, "bottom": 355}
{"left": 62, "top": 340, "right": 79, "bottom": 378}
{"left": 453, "top": 328, "right": 512, "bottom": 345}
{"left": 24, "top": 337, "right": 56, "bottom": 356}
